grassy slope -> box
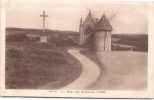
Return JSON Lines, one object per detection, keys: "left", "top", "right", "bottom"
{"left": 6, "top": 41, "right": 81, "bottom": 89}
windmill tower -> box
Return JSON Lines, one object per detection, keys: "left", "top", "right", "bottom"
{"left": 78, "top": 11, "right": 114, "bottom": 51}
{"left": 94, "top": 14, "right": 112, "bottom": 51}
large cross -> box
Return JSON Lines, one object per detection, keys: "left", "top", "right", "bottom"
{"left": 40, "top": 11, "right": 48, "bottom": 32}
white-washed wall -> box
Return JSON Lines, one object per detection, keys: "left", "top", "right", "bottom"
{"left": 94, "top": 31, "right": 111, "bottom": 51}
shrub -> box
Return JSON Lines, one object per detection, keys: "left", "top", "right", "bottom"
{"left": 6, "top": 48, "right": 23, "bottom": 58}
{"left": 6, "top": 34, "right": 28, "bottom": 42}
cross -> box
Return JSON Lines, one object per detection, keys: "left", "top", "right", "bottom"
{"left": 40, "top": 11, "right": 48, "bottom": 32}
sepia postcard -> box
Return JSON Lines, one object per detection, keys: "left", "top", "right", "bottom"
{"left": 0, "top": 0, "right": 154, "bottom": 98}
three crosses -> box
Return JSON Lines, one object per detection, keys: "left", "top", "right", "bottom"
{"left": 40, "top": 11, "right": 48, "bottom": 32}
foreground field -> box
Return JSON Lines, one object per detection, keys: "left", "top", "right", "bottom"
{"left": 5, "top": 28, "right": 148, "bottom": 90}
{"left": 82, "top": 50, "right": 147, "bottom": 90}
{"left": 6, "top": 42, "right": 81, "bottom": 89}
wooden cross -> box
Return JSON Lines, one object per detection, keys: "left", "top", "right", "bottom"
{"left": 40, "top": 11, "right": 48, "bottom": 32}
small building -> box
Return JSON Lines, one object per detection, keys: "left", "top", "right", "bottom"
{"left": 79, "top": 11, "right": 112, "bottom": 51}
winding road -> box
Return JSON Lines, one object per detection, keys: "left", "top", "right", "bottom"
{"left": 61, "top": 48, "right": 101, "bottom": 90}
{"left": 9, "top": 45, "right": 101, "bottom": 89}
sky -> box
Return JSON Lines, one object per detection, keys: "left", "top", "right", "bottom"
{"left": 5, "top": 0, "right": 148, "bottom": 34}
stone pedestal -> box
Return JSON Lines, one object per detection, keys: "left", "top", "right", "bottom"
{"left": 40, "top": 35, "right": 48, "bottom": 43}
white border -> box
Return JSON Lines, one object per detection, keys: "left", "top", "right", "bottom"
{"left": 0, "top": 0, "right": 154, "bottom": 98}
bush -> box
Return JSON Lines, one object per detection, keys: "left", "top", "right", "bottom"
{"left": 6, "top": 48, "right": 23, "bottom": 58}
{"left": 6, "top": 34, "right": 28, "bottom": 42}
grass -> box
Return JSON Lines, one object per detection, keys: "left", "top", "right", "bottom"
{"left": 6, "top": 42, "right": 81, "bottom": 89}
{"left": 5, "top": 28, "right": 148, "bottom": 90}
{"left": 112, "top": 34, "right": 148, "bottom": 51}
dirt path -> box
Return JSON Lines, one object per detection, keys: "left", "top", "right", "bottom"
{"left": 61, "top": 48, "right": 101, "bottom": 90}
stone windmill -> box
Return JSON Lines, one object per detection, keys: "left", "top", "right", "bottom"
{"left": 79, "top": 11, "right": 113, "bottom": 52}
{"left": 94, "top": 14, "right": 112, "bottom": 51}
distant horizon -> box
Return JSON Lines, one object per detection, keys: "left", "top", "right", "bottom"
{"left": 6, "top": 27, "right": 148, "bottom": 35}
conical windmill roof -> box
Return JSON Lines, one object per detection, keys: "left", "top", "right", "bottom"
{"left": 95, "top": 14, "right": 112, "bottom": 31}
